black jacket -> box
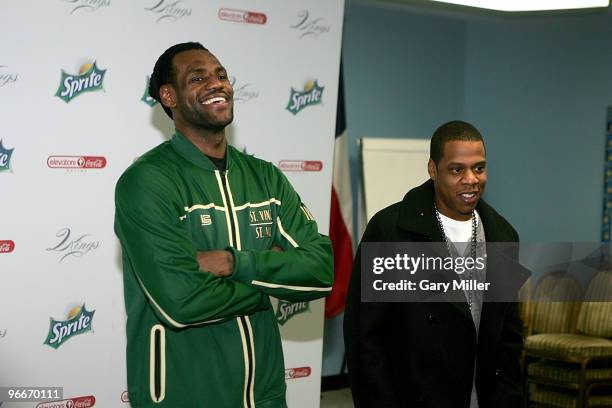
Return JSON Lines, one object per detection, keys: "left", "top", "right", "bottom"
{"left": 344, "top": 180, "right": 525, "bottom": 408}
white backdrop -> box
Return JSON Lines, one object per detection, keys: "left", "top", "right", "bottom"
{"left": 0, "top": 1, "right": 344, "bottom": 407}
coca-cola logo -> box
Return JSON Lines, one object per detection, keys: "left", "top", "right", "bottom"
{"left": 36, "top": 395, "right": 96, "bottom": 408}
{"left": 285, "top": 366, "right": 311, "bottom": 380}
{"left": 218, "top": 8, "right": 267, "bottom": 24}
{"left": 278, "top": 160, "right": 323, "bottom": 172}
{"left": 0, "top": 240, "right": 15, "bottom": 253}
{"left": 47, "top": 156, "right": 107, "bottom": 169}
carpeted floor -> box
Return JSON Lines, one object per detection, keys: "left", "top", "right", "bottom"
{"left": 320, "top": 388, "right": 354, "bottom": 408}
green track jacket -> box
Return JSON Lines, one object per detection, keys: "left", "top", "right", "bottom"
{"left": 114, "top": 131, "right": 334, "bottom": 408}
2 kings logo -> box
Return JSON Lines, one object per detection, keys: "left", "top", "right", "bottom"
{"left": 145, "top": 0, "right": 192, "bottom": 23}
{"left": 0, "top": 65, "right": 18, "bottom": 88}
{"left": 46, "top": 227, "right": 100, "bottom": 263}
{"left": 44, "top": 304, "right": 95, "bottom": 349}
{"left": 290, "top": 10, "right": 330, "bottom": 39}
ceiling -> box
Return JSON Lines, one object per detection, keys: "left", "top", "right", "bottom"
{"left": 347, "top": 0, "right": 612, "bottom": 19}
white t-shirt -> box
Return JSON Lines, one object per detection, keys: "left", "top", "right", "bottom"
{"left": 438, "top": 210, "right": 481, "bottom": 255}
{"left": 437, "top": 209, "right": 483, "bottom": 408}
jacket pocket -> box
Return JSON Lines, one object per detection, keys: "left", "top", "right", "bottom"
{"left": 149, "top": 324, "right": 166, "bottom": 403}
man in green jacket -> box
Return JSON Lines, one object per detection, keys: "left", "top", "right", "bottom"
{"left": 114, "top": 42, "right": 333, "bottom": 408}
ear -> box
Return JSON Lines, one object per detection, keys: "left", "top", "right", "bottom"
{"left": 159, "top": 84, "right": 177, "bottom": 110}
{"left": 427, "top": 159, "right": 436, "bottom": 181}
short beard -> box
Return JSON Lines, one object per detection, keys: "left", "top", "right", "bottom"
{"left": 182, "top": 104, "right": 234, "bottom": 133}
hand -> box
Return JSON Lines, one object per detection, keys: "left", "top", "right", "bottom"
{"left": 271, "top": 245, "right": 284, "bottom": 253}
{"left": 197, "top": 250, "right": 235, "bottom": 277}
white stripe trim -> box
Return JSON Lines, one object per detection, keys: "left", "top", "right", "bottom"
{"left": 184, "top": 203, "right": 227, "bottom": 212}
{"left": 245, "top": 316, "right": 256, "bottom": 407}
{"left": 233, "top": 198, "right": 282, "bottom": 211}
{"left": 223, "top": 170, "right": 242, "bottom": 251}
{"left": 160, "top": 328, "right": 166, "bottom": 403}
{"left": 251, "top": 280, "right": 332, "bottom": 292}
{"left": 135, "top": 274, "right": 222, "bottom": 328}
{"left": 276, "top": 217, "right": 299, "bottom": 248}
{"left": 236, "top": 318, "right": 250, "bottom": 408}
{"left": 215, "top": 170, "right": 235, "bottom": 247}
{"left": 149, "top": 324, "right": 166, "bottom": 403}
{"left": 250, "top": 222, "right": 273, "bottom": 226}
{"left": 149, "top": 326, "right": 156, "bottom": 402}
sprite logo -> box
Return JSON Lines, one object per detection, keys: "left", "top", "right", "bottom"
{"left": 141, "top": 76, "right": 157, "bottom": 106}
{"left": 286, "top": 80, "right": 324, "bottom": 115}
{"left": 0, "top": 140, "right": 14, "bottom": 172}
{"left": 55, "top": 61, "right": 106, "bottom": 103}
{"left": 44, "top": 304, "right": 95, "bottom": 349}
{"left": 275, "top": 300, "right": 310, "bottom": 325}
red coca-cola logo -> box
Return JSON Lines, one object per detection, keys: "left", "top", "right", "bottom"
{"left": 47, "top": 156, "right": 107, "bottom": 169}
{"left": 84, "top": 157, "right": 106, "bottom": 168}
{"left": 0, "top": 240, "right": 14, "bottom": 253}
{"left": 278, "top": 160, "right": 323, "bottom": 172}
{"left": 218, "top": 8, "right": 267, "bottom": 24}
{"left": 285, "top": 366, "right": 311, "bottom": 380}
{"left": 37, "top": 395, "right": 96, "bottom": 408}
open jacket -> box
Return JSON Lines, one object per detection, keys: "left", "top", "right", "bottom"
{"left": 344, "top": 179, "right": 525, "bottom": 408}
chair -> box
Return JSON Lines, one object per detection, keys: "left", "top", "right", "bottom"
{"left": 527, "top": 271, "right": 583, "bottom": 337}
{"left": 525, "top": 270, "right": 612, "bottom": 407}
{"left": 520, "top": 277, "right": 534, "bottom": 337}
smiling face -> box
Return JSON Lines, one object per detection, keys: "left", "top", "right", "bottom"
{"left": 160, "top": 49, "right": 234, "bottom": 132}
{"left": 428, "top": 140, "right": 487, "bottom": 221}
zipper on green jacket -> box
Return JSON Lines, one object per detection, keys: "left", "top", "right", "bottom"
{"left": 220, "top": 170, "right": 238, "bottom": 248}
{"left": 218, "top": 170, "right": 256, "bottom": 407}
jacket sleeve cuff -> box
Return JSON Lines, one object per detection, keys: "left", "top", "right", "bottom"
{"left": 227, "top": 247, "right": 257, "bottom": 285}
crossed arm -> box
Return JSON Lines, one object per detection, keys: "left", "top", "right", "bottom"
{"left": 197, "top": 246, "right": 283, "bottom": 277}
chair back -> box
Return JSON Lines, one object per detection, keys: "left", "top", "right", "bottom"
{"left": 576, "top": 269, "right": 612, "bottom": 338}
{"left": 531, "top": 271, "right": 583, "bottom": 335}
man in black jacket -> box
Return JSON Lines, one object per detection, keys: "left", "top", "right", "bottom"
{"left": 344, "top": 121, "right": 525, "bottom": 408}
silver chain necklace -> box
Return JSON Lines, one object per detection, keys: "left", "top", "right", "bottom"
{"left": 434, "top": 203, "right": 478, "bottom": 310}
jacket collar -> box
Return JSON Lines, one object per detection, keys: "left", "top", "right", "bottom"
{"left": 170, "top": 130, "right": 233, "bottom": 171}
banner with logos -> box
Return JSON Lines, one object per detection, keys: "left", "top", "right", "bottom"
{"left": 0, "top": 1, "right": 344, "bottom": 407}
